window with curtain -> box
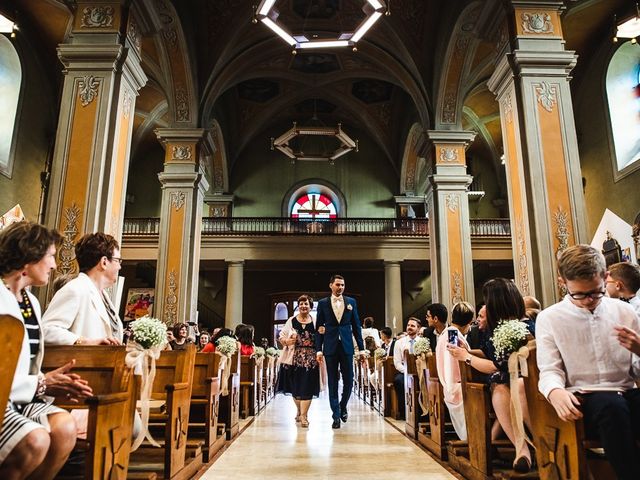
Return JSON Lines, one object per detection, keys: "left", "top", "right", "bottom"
{"left": 0, "top": 34, "right": 21, "bottom": 178}
{"left": 606, "top": 41, "right": 640, "bottom": 179}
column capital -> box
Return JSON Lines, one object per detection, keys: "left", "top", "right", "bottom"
{"left": 427, "top": 130, "right": 476, "bottom": 147}
{"left": 155, "top": 128, "right": 206, "bottom": 145}
{"left": 57, "top": 44, "right": 123, "bottom": 72}
{"left": 383, "top": 260, "right": 403, "bottom": 266}
{"left": 429, "top": 174, "right": 473, "bottom": 189}
{"left": 226, "top": 259, "right": 245, "bottom": 266}
{"left": 508, "top": 0, "right": 564, "bottom": 10}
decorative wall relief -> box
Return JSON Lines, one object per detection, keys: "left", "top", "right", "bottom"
{"left": 122, "top": 90, "right": 132, "bottom": 118}
{"left": 59, "top": 204, "right": 81, "bottom": 275}
{"left": 79, "top": 76, "right": 99, "bottom": 107}
{"left": 439, "top": 147, "right": 459, "bottom": 163}
{"left": 504, "top": 93, "right": 513, "bottom": 123}
{"left": 535, "top": 82, "right": 557, "bottom": 112}
{"left": 445, "top": 194, "right": 459, "bottom": 213}
{"left": 175, "top": 86, "right": 189, "bottom": 122}
{"left": 127, "top": 18, "right": 142, "bottom": 53}
{"left": 553, "top": 205, "right": 570, "bottom": 255}
{"left": 170, "top": 191, "right": 186, "bottom": 211}
{"left": 81, "top": 6, "right": 114, "bottom": 28}
{"left": 164, "top": 270, "right": 178, "bottom": 325}
{"left": 171, "top": 145, "right": 192, "bottom": 161}
{"left": 521, "top": 12, "right": 553, "bottom": 34}
{"left": 451, "top": 271, "right": 463, "bottom": 305}
{"left": 516, "top": 218, "right": 531, "bottom": 296}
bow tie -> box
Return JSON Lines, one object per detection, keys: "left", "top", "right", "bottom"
{"left": 332, "top": 296, "right": 343, "bottom": 304}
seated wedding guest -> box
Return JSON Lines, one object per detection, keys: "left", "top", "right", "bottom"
{"left": 606, "top": 262, "right": 640, "bottom": 316}
{"left": 198, "top": 331, "right": 210, "bottom": 351}
{"left": 538, "top": 245, "right": 640, "bottom": 480}
{"left": 523, "top": 295, "right": 542, "bottom": 324}
{"left": 436, "top": 301, "right": 474, "bottom": 440}
{"left": 380, "top": 327, "right": 395, "bottom": 356}
{"left": 424, "top": 303, "right": 448, "bottom": 348}
{"left": 448, "top": 278, "right": 535, "bottom": 473}
{"left": 466, "top": 303, "right": 486, "bottom": 349}
{"left": 364, "top": 336, "right": 377, "bottom": 356}
{"left": 0, "top": 221, "right": 93, "bottom": 479}
{"left": 393, "top": 317, "right": 421, "bottom": 419}
{"left": 361, "top": 317, "right": 381, "bottom": 347}
{"left": 42, "top": 232, "right": 123, "bottom": 345}
{"left": 235, "top": 323, "right": 255, "bottom": 356}
{"left": 201, "top": 328, "right": 235, "bottom": 353}
{"left": 169, "top": 323, "right": 193, "bottom": 350}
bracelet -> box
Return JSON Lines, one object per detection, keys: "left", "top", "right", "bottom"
{"left": 36, "top": 372, "right": 47, "bottom": 398}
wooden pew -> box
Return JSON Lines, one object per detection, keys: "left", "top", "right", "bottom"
{"left": 255, "top": 358, "right": 265, "bottom": 413}
{"left": 0, "top": 315, "right": 23, "bottom": 426}
{"left": 239, "top": 355, "right": 258, "bottom": 419}
{"left": 367, "top": 357, "right": 383, "bottom": 413}
{"left": 128, "top": 344, "right": 202, "bottom": 480}
{"left": 523, "top": 341, "right": 616, "bottom": 480}
{"left": 417, "top": 353, "right": 452, "bottom": 460}
{"left": 404, "top": 351, "right": 420, "bottom": 439}
{"left": 217, "top": 351, "right": 240, "bottom": 440}
{"left": 373, "top": 356, "right": 385, "bottom": 414}
{"left": 188, "top": 352, "right": 225, "bottom": 462}
{"left": 383, "top": 356, "right": 400, "bottom": 419}
{"left": 42, "top": 345, "right": 136, "bottom": 480}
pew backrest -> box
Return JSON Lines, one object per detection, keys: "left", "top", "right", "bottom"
{"left": 0, "top": 315, "right": 24, "bottom": 425}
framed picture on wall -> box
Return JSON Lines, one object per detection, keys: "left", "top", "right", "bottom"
{"left": 124, "top": 288, "right": 154, "bottom": 321}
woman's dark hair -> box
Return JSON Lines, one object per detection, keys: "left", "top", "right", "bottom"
{"left": 212, "top": 328, "right": 235, "bottom": 345}
{"left": 235, "top": 324, "right": 254, "bottom": 346}
{"left": 0, "top": 222, "right": 62, "bottom": 276}
{"left": 363, "top": 316, "right": 374, "bottom": 328}
{"left": 75, "top": 232, "right": 120, "bottom": 273}
{"left": 482, "top": 278, "right": 525, "bottom": 332}
{"left": 451, "top": 301, "right": 475, "bottom": 327}
{"left": 297, "top": 294, "right": 314, "bottom": 309}
{"left": 172, "top": 322, "right": 188, "bottom": 338}
{"left": 364, "top": 336, "right": 376, "bottom": 352}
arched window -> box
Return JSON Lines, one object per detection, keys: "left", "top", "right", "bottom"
{"left": 0, "top": 33, "right": 21, "bottom": 178}
{"left": 284, "top": 180, "right": 345, "bottom": 218}
{"left": 606, "top": 41, "right": 640, "bottom": 179}
{"left": 291, "top": 193, "right": 337, "bottom": 220}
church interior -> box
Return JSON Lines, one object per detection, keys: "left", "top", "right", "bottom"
{"left": 1, "top": 0, "right": 640, "bottom": 478}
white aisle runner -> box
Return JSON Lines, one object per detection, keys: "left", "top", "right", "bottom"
{"left": 199, "top": 392, "right": 456, "bottom": 479}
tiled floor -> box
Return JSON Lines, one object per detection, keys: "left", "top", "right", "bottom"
{"left": 200, "top": 393, "right": 457, "bottom": 479}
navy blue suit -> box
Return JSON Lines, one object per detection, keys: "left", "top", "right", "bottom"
{"left": 315, "top": 295, "right": 364, "bottom": 420}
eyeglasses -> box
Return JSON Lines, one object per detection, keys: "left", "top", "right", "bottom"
{"left": 566, "top": 289, "right": 606, "bottom": 300}
{"left": 109, "top": 257, "right": 123, "bottom": 265}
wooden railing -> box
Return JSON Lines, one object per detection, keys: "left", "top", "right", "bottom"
{"left": 122, "top": 217, "right": 511, "bottom": 238}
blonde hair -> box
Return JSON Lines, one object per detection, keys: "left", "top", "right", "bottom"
{"left": 451, "top": 301, "right": 474, "bottom": 327}
{"left": 558, "top": 244, "right": 606, "bottom": 281}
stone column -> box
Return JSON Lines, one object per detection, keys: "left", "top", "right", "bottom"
{"left": 488, "top": 0, "right": 587, "bottom": 305}
{"left": 225, "top": 260, "right": 245, "bottom": 329}
{"left": 427, "top": 131, "right": 476, "bottom": 310}
{"left": 45, "top": 1, "right": 147, "bottom": 276}
{"left": 154, "top": 129, "right": 210, "bottom": 325}
{"left": 384, "top": 261, "right": 403, "bottom": 334}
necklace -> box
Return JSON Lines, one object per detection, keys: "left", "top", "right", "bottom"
{"left": 17, "top": 289, "right": 33, "bottom": 318}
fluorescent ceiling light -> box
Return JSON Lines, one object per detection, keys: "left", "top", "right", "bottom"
{"left": 617, "top": 17, "right": 640, "bottom": 38}
{"left": 257, "top": 0, "right": 277, "bottom": 17}
{"left": 0, "top": 15, "right": 15, "bottom": 34}
{"left": 352, "top": 11, "right": 382, "bottom": 42}
{"left": 261, "top": 17, "right": 296, "bottom": 46}
{"left": 297, "top": 40, "right": 351, "bottom": 49}
{"left": 367, "top": 0, "right": 385, "bottom": 10}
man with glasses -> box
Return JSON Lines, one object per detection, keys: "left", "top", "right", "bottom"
{"left": 42, "top": 232, "right": 123, "bottom": 346}
{"left": 536, "top": 244, "right": 640, "bottom": 480}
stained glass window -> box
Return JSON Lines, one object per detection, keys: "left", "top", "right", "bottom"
{"left": 291, "top": 193, "right": 337, "bottom": 220}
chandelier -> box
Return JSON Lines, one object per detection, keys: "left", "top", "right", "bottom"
{"left": 254, "top": 0, "right": 388, "bottom": 52}
{"left": 614, "top": 3, "right": 640, "bottom": 43}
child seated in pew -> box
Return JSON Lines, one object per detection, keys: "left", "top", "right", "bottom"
{"left": 536, "top": 244, "right": 640, "bottom": 480}
{"left": 436, "top": 301, "right": 474, "bottom": 441}
{"left": 235, "top": 324, "right": 255, "bottom": 356}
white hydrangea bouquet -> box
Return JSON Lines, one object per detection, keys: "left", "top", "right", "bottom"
{"left": 413, "top": 336, "right": 432, "bottom": 416}
{"left": 265, "top": 347, "right": 279, "bottom": 358}
{"left": 413, "top": 337, "right": 431, "bottom": 356}
{"left": 252, "top": 346, "right": 266, "bottom": 359}
{"left": 216, "top": 336, "right": 238, "bottom": 357}
{"left": 492, "top": 320, "right": 530, "bottom": 360}
{"left": 124, "top": 316, "right": 167, "bottom": 450}
{"left": 215, "top": 336, "right": 238, "bottom": 397}
{"left": 374, "top": 347, "right": 386, "bottom": 360}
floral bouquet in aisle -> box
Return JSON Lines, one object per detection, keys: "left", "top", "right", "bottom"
{"left": 374, "top": 347, "right": 386, "bottom": 360}
{"left": 413, "top": 336, "right": 432, "bottom": 415}
{"left": 252, "top": 346, "right": 266, "bottom": 371}
{"left": 265, "top": 347, "right": 279, "bottom": 358}
{"left": 124, "top": 316, "right": 167, "bottom": 450}
{"left": 215, "top": 336, "right": 238, "bottom": 396}
{"left": 491, "top": 319, "right": 534, "bottom": 453}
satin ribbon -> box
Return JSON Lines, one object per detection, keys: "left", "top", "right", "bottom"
{"left": 125, "top": 342, "right": 162, "bottom": 450}
{"left": 507, "top": 345, "right": 535, "bottom": 453}
{"left": 415, "top": 353, "right": 431, "bottom": 416}
{"left": 216, "top": 352, "right": 230, "bottom": 396}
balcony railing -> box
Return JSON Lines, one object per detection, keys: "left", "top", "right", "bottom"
{"left": 122, "top": 217, "right": 511, "bottom": 238}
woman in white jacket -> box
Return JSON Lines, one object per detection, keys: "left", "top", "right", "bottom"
{"left": 0, "top": 222, "right": 92, "bottom": 479}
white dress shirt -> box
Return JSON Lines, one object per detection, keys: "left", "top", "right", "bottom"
{"left": 537, "top": 296, "right": 640, "bottom": 399}
{"left": 331, "top": 295, "right": 345, "bottom": 322}
{"left": 361, "top": 327, "right": 381, "bottom": 347}
{"left": 393, "top": 335, "right": 416, "bottom": 373}
{"left": 629, "top": 296, "right": 640, "bottom": 318}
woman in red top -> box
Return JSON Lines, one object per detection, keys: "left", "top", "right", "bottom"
{"left": 235, "top": 324, "right": 255, "bottom": 356}
{"left": 201, "top": 328, "right": 235, "bottom": 353}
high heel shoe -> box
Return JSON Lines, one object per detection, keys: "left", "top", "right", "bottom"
{"left": 512, "top": 455, "right": 531, "bottom": 473}
{"left": 295, "top": 414, "right": 301, "bottom": 423}
{"left": 300, "top": 415, "right": 309, "bottom": 428}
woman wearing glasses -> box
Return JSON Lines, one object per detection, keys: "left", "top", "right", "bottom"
{"left": 42, "top": 232, "right": 123, "bottom": 345}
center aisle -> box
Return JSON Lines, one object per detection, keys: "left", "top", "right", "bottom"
{"left": 199, "top": 393, "right": 457, "bottom": 479}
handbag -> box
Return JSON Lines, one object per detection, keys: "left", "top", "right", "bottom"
{"left": 278, "top": 316, "right": 295, "bottom": 366}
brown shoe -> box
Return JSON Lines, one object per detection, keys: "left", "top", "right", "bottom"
{"left": 513, "top": 456, "right": 531, "bottom": 473}
{"left": 300, "top": 415, "right": 309, "bottom": 428}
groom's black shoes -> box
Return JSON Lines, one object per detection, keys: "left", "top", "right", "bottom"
{"left": 332, "top": 419, "right": 341, "bottom": 429}
{"left": 340, "top": 409, "right": 348, "bottom": 423}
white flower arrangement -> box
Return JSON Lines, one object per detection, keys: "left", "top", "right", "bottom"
{"left": 252, "top": 346, "right": 266, "bottom": 359}
{"left": 216, "top": 336, "right": 238, "bottom": 356}
{"left": 492, "top": 320, "right": 530, "bottom": 360}
{"left": 130, "top": 316, "right": 166, "bottom": 349}
{"left": 413, "top": 337, "right": 431, "bottom": 356}
{"left": 374, "top": 347, "right": 386, "bottom": 360}
{"left": 360, "top": 349, "right": 371, "bottom": 359}
{"left": 265, "top": 347, "right": 279, "bottom": 357}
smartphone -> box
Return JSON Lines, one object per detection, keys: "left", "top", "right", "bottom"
{"left": 448, "top": 329, "right": 459, "bottom": 346}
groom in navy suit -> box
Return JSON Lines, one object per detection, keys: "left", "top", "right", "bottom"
{"left": 315, "top": 275, "right": 365, "bottom": 429}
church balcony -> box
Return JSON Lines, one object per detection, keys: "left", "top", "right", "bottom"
{"left": 121, "top": 217, "right": 513, "bottom": 263}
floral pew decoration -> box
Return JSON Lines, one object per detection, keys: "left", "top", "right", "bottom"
{"left": 370, "top": 347, "right": 387, "bottom": 388}
{"left": 252, "top": 346, "right": 266, "bottom": 372}
{"left": 413, "top": 337, "right": 432, "bottom": 416}
{"left": 124, "top": 316, "right": 167, "bottom": 450}
{"left": 492, "top": 320, "right": 534, "bottom": 456}
{"left": 216, "top": 336, "right": 238, "bottom": 396}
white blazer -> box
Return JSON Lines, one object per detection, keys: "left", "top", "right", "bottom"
{"left": 0, "top": 286, "right": 43, "bottom": 404}
{"left": 42, "top": 273, "right": 123, "bottom": 345}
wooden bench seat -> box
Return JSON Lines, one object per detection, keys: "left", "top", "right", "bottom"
{"left": 404, "top": 351, "right": 421, "bottom": 439}
{"left": 216, "top": 352, "right": 240, "bottom": 440}
{"left": 240, "top": 355, "right": 258, "bottom": 419}
{"left": 0, "top": 315, "right": 23, "bottom": 426}
{"left": 383, "top": 356, "right": 401, "bottom": 419}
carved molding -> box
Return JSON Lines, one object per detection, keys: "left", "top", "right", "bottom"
{"left": 171, "top": 145, "right": 192, "bottom": 161}
{"left": 442, "top": 92, "right": 457, "bottom": 124}
{"left": 58, "top": 204, "right": 81, "bottom": 275}
{"left": 175, "top": 86, "right": 189, "bottom": 122}
{"left": 81, "top": 6, "right": 114, "bottom": 28}
{"left": 451, "top": 271, "right": 463, "bottom": 305}
{"left": 165, "top": 270, "right": 178, "bottom": 324}
{"left": 127, "top": 18, "right": 142, "bottom": 52}
{"left": 535, "top": 82, "right": 557, "bottom": 112}
{"left": 504, "top": 93, "right": 513, "bottom": 124}
{"left": 79, "top": 76, "right": 99, "bottom": 107}
{"left": 445, "top": 194, "right": 459, "bottom": 213}
{"left": 521, "top": 12, "right": 553, "bottom": 34}
{"left": 170, "top": 191, "right": 186, "bottom": 211}
{"left": 553, "top": 205, "right": 570, "bottom": 255}
{"left": 439, "top": 147, "right": 459, "bottom": 163}
{"left": 123, "top": 90, "right": 132, "bottom": 118}
{"left": 516, "top": 217, "right": 531, "bottom": 296}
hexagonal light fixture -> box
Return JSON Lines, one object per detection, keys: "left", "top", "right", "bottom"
{"left": 254, "top": 0, "right": 387, "bottom": 51}
{"left": 271, "top": 122, "right": 358, "bottom": 164}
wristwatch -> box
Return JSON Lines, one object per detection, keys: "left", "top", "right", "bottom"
{"left": 465, "top": 355, "right": 472, "bottom": 366}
